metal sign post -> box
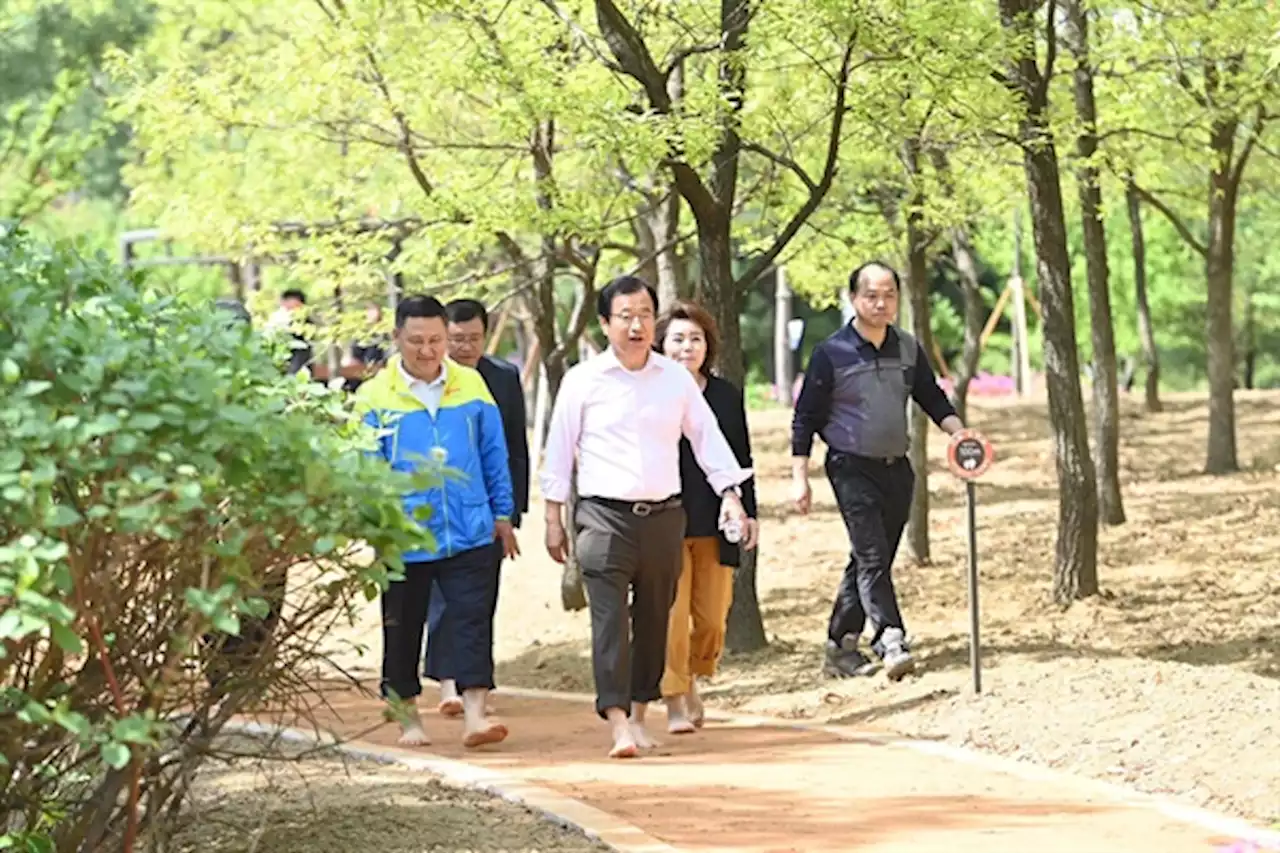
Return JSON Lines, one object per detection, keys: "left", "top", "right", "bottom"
{"left": 947, "top": 429, "right": 994, "bottom": 695}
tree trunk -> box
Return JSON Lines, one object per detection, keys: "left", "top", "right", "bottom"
{"left": 950, "top": 228, "right": 985, "bottom": 422}
{"left": 1124, "top": 178, "right": 1161, "bottom": 413}
{"left": 1205, "top": 120, "right": 1239, "bottom": 474}
{"left": 652, "top": 191, "right": 682, "bottom": 309}
{"left": 700, "top": 213, "right": 767, "bottom": 653}
{"left": 1064, "top": 0, "right": 1125, "bottom": 526}
{"left": 901, "top": 139, "right": 931, "bottom": 564}
{"left": 1241, "top": 281, "right": 1256, "bottom": 390}
{"left": 999, "top": 0, "right": 1099, "bottom": 604}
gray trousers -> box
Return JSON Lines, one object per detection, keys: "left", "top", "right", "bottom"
{"left": 575, "top": 498, "right": 686, "bottom": 718}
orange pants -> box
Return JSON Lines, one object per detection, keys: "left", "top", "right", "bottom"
{"left": 661, "top": 537, "right": 735, "bottom": 698}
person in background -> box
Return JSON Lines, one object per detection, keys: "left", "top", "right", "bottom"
{"left": 269, "top": 288, "right": 315, "bottom": 376}
{"left": 355, "top": 294, "right": 518, "bottom": 749}
{"left": 655, "top": 300, "right": 758, "bottom": 735}
{"left": 791, "top": 262, "right": 967, "bottom": 682}
{"left": 425, "top": 297, "right": 529, "bottom": 717}
{"left": 343, "top": 301, "right": 390, "bottom": 393}
{"left": 540, "top": 275, "right": 751, "bottom": 759}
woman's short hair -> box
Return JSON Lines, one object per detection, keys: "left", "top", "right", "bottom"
{"left": 655, "top": 299, "right": 720, "bottom": 377}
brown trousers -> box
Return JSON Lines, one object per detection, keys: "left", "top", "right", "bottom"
{"left": 661, "top": 537, "right": 735, "bottom": 697}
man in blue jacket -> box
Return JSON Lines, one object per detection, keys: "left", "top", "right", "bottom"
{"left": 424, "top": 298, "right": 529, "bottom": 717}
{"left": 356, "top": 295, "right": 517, "bottom": 749}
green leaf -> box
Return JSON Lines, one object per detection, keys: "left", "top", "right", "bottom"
{"left": 1, "top": 359, "right": 19, "bottom": 384}
{"left": 313, "top": 536, "right": 336, "bottom": 555}
{"left": 101, "top": 742, "right": 131, "bottom": 770}
{"left": 49, "top": 622, "right": 85, "bottom": 655}
{"left": 45, "top": 504, "right": 82, "bottom": 528}
{"left": 20, "top": 381, "right": 52, "bottom": 398}
{"left": 111, "top": 716, "right": 154, "bottom": 745}
{"left": 128, "top": 413, "right": 162, "bottom": 431}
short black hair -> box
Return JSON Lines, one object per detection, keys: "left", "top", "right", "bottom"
{"left": 395, "top": 294, "right": 447, "bottom": 330}
{"left": 445, "top": 298, "right": 489, "bottom": 331}
{"left": 848, "top": 262, "right": 901, "bottom": 295}
{"left": 597, "top": 275, "right": 658, "bottom": 319}
{"left": 281, "top": 288, "right": 307, "bottom": 303}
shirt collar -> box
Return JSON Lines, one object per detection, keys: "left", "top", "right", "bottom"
{"left": 398, "top": 357, "right": 447, "bottom": 389}
{"left": 599, "top": 346, "right": 663, "bottom": 374}
{"left": 848, "top": 322, "right": 896, "bottom": 351}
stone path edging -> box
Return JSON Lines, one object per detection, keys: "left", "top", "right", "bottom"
{"left": 223, "top": 719, "right": 680, "bottom": 853}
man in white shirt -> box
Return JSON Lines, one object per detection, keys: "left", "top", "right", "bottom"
{"left": 541, "top": 275, "right": 752, "bottom": 759}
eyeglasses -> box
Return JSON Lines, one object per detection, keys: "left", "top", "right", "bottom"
{"left": 448, "top": 334, "right": 485, "bottom": 346}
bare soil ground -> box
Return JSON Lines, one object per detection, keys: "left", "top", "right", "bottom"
{"left": 170, "top": 738, "right": 609, "bottom": 853}
{"left": 327, "top": 390, "right": 1280, "bottom": 828}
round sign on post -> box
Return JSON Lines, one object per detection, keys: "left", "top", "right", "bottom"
{"left": 947, "top": 428, "right": 993, "bottom": 697}
{"left": 947, "top": 429, "right": 994, "bottom": 480}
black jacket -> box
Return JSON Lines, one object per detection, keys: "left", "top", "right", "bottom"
{"left": 477, "top": 355, "right": 530, "bottom": 527}
{"left": 678, "top": 375, "right": 758, "bottom": 567}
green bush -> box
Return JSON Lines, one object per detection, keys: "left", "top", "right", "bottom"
{"left": 0, "top": 230, "right": 429, "bottom": 852}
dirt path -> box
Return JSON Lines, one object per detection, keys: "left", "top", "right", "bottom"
{"left": 285, "top": 685, "right": 1249, "bottom": 853}
{"left": 308, "top": 390, "right": 1280, "bottom": 849}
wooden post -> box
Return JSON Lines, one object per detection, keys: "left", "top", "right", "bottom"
{"left": 774, "top": 265, "right": 793, "bottom": 405}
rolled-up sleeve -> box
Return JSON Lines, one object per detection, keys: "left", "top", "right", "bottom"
{"left": 681, "top": 372, "right": 751, "bottom": 496}
{"left": 539, "top": 369, "right": 581, "bottom": 503}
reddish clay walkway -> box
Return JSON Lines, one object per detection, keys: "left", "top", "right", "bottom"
{"left": 287, "top": 684, "right": 1247, "bottom": 853}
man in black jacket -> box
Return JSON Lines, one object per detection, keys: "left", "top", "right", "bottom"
{"left": 424, "top": 298, "right": 530, "bottom": 715}
{"left": 791, "top": 262, "right": 967, "bottom": 682}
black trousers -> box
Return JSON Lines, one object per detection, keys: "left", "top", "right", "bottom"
{"left": 380, "top": 544, "right": 500, "bottom": 702}
{"left": 423, "top": 544, "right": 503, "bottom": 683}
{"left": 824, "top": 452, "right": 914, "bottom": 658}
{"left": 575, "top": 498, "right": 686, "bottom": 719}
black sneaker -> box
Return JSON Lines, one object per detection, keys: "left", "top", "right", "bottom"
{"left": 879, "top": 627, "right": 915, "bottom": 681}
{"left": 822, "top": 633, "right": 881, "bottom": 678}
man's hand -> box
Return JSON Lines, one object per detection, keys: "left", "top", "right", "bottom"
{"left": 495, "top": 520, "right": 520, "bottom": 559}
{"left": 792, "top": 476, "right": 812, "bottom": 515}
{"left": 718, "top": 490, "right": 747, "bottom": 532}
{"left": 545, "top": 518, "right": 568, "bottom": 564}
{"left": 741, "top": 518, "right": 760, "bottom": 551}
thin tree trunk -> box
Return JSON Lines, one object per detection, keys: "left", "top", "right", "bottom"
{"left": 1124, "top": 178, "right": 1162, "bottom": 413}
{"left": 1064, "top": 0, "right": 1125, "bottom": 525}
{"left": 1205, "top": 119, "right": 1239, "bottom": 474}
{"left": 950, "top": 228, "right": 985, "bottom": 422}
{"left": 901, "top": 138, "right": 931, "bottom": 564}
{"left": 999, "top": 0, "right": 1099, "bottom": 604}
{"left": 1241, "top": 281, "right": 1256, "bottom": 390}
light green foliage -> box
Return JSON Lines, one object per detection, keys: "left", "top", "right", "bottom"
{"left": 0, "top": 229, "right": 430, "bottom": 850}
{"left": 0, "top": 0, "right": 152, "bottom": 219}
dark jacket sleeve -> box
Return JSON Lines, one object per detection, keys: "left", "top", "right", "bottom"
{"left": 490, "top": 360, "right": 530, "bottom": 524}
{"left": 910, "top": 341, "right": 959, "bottom": 427}
{"left": 721, "top": 380, "right": 758, "bottom": 518}
{"left": 791, "top": 343, "right": 834, "bottom": 457}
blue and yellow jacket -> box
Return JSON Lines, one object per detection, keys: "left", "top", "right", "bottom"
{"left": 355, "top": 355, "right": 515, "bottom": 562}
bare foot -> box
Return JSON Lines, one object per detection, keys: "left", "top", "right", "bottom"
{"left": 437, "top": 697, "right": 463, "bottom": 717}
{"left": 462, "top": 721, "right": 509, "bottom": 748}
{"left": 630, "top": 720, "right": 661, "bottom": 749}
{"left": 397, "top": 718, "right": 431, "bottom": 747}
{"left": 687, "top": 688, "right": 705, "bottom": 728}
{"left": 609, "top": 728, "right": 639, "bottom": 759}
{"left": 665, "top": 696, "right": 696, "bottom": 735}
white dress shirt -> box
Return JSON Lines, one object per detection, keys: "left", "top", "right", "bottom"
{"left": 399, "top": 359, "right": 447, "bottom": 417}
{"left": 540, "top": 348, "right": 752, "bottom": 503}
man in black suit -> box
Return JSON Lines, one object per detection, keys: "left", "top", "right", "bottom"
{"left": 425, "top": 298, "right": 530, "bottom": 716}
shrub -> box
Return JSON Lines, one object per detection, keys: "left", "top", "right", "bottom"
{"left": 0, "top": 230, "right": 430, "bottom": 852}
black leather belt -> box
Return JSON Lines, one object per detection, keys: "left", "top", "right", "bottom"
{"left": 831, "top": 450, "right": 906, "bottom": 466}
{"left": 582, "top": 495, "right": 682, "bottom": 517}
